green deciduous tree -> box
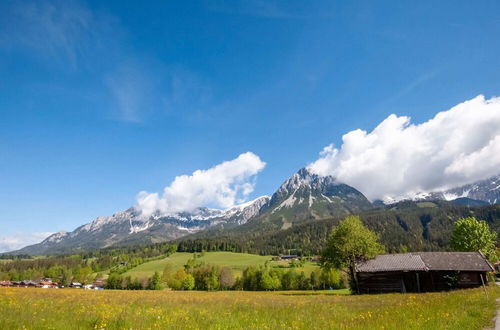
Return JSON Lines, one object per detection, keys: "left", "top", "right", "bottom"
{"left": 449, "top": 217, "right": 497, "bottom": 260}
{"left": 309, "top": 271, "right": 320, "bottom": 290}
{"left": 319, "top": 268, "right": 343, "bottom": 290}
{"left": 260, "top": 270, "right": 281, "bottom": 291}
{"left": 148, "top": 271, "right": 162, "bottom": 290}
{"left": 320, "top": 216, "right": 385, "bottom": 293}
{"left": 182, "top": 274, "right": 195, "bottom": 290}
{"left": 281, "top": 269, "right": 298, "bottom": 290}
{"left": 166, "top": 269, "right": 185, "bottom": 290}
{"left": 105, "top": 273, "right": 123, "bottom": 290}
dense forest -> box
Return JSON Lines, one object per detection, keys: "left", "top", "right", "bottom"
{"left": 177, "top": 202, "right": 500, "bottom": 255}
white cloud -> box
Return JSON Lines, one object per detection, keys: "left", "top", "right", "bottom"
{"left": 135, "top": 152, "right": 266, "bottom": 218}
{"left": 308, "top": 95, "right": 500, "bottom": 201}
{"left": 0, "top": 0, "right": 98, "bottom": 68}
{"left": 0, "top": 232, "right": 53, "bottom": 253}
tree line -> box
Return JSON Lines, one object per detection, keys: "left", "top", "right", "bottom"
{"left": 103, "top": 254, "right": 346, "bottom": 291}
{"left": 0, "top": 244, "right": 177, "bottom": 285}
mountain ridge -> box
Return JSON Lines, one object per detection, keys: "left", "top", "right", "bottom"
{"left": 12, "top": 196, "right": 271, "bottom": 255}
{"left": 9, "top": 168, "right": 500, "bottom": 255}
{"left": 380, "top": 174, "right": 500, "bottom": 205}
{"left": 10, "top": 168, "right": 372, "bottom": 255}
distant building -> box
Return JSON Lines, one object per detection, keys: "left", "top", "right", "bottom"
{"left": 355, "top": 251, "right": 493, "bottom": 294}
{"left": 309, "top": 256, "right": 320, "bottom": 262}
{"left": 20, "top": 280, "right": 37, "bottom": 287}
{"left": 280, "top": 255, "right": 299, "bottom": 260}
{"left": 38, "top": 280, "right": 58, "bottom": 289}
{"left": 92, "top": 280, "right": 105, "bottom": 289}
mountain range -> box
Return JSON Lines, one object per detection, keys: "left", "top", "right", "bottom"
{"left": 11, "top": 168, "right": 500, "bottom": 255}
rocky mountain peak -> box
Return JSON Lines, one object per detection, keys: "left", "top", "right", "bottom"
{"left": 269, "top": 168, "right": 372, "bottom": 217}
{"left": 277, "top": 167, "right": 337, "bottom": 195}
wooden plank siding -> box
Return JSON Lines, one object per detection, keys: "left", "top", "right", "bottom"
{"left": 355, "top": 252, "right": 493, "bottom": 294}
{"left": 357, "top": 271, "right": 488, "bottom": 294}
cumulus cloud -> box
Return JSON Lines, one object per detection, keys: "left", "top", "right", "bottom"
{"left": 135, "top": 152, "right": 266, "bottom": 218}
{"left": 308, "top": 95, "right": 500, "bottom": 201}
{"left": 0, "top": 232, "right": 53, "bottom": 253}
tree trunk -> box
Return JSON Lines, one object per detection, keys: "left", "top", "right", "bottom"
{"left": 349, "top": 262, "right": 360, "bottom": 294}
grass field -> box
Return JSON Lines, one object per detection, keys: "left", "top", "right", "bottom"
{"left": 0, "top": 287, "right": 498, "bottom": 329}
{"left": 272, "top": 260, "right": 319, "bottom": 275}
{"left": 123, "top": 252, "right": 319, "bottom": 279}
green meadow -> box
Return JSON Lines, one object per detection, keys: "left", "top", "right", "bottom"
{"left": 123, "top": 252, "right": 320, "bottom": 278}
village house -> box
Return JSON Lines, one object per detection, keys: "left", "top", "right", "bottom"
{"left": 20, "top": 280, "right": 38, "bottom": 287}
{"left": 38, "top": 280, "right": 58, "bottom": 289}
{"left": 355, "top": 251, "right": 493, "bottom": 294}
{"left": 92, "top": 280, "right": 105, "bottom": 289}
{"left": 0, "top": 278, "right": 104, "bottom": 289}
{"left": 280, "top": 254, "right": 299, "bottom": 260}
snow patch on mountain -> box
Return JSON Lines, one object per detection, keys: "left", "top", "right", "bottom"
{"left": 224, "top": 196, "right": 270, "bottom": 224}
{"left": 44, "top": 231, "right": 68, "bottom": 243}
{"left": 129, "top": 220, "right": 152, "bottom": 234}
{"left": 273, "top": 189, "right": 298, "bottom": 212}
{"left": 321, "top": 194, "right": 332, "bottom": 203}
{"left": 308, "top": 194, "right": 315, "bottom": 208}
{"left": 380, "top": 174, "right": 500, "bottom": 205}
{"left": 22, "top": 195, "right": 272, "bottom": 255}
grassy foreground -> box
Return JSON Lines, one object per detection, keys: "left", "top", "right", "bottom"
{"left": 0, "top": 287, "right": 499, "bottom": 329}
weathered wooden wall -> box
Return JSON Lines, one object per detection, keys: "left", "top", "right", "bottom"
{"left": 357, "top": 271, "right": 487, "bottom": 294}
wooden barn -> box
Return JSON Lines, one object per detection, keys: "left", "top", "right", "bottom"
{"left": 355, "top": 252, "right": 493, "bottom": 294}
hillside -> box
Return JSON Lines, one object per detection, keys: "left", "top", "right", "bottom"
{"left": 177, "top": 202, "right": 500, "bottom": 255}
{"left": 123, "top": 252, "right": 272, "bottom": 278}
{"left": 123, "top": 251, "right": 320, "bottom": 279}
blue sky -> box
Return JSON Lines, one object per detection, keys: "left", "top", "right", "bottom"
{"left": 1, "top": 0, "right": 500, "bottom": 249}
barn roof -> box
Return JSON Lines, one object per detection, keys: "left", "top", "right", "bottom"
{"left": 355, "top": 252, "right": 493, "bottom": 273}
{"left": 417, "top": 252, "right": 494, "bottom": 271}
{"left": 355, "top": 253, "right": 427, "bottom": 272}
